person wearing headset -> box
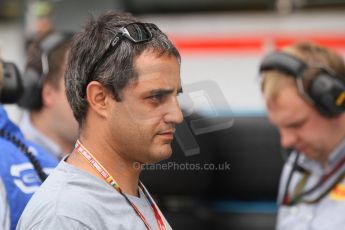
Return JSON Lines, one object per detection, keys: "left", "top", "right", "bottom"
{"left": 17, "top": 11, "right": 182, "bottom": 230}
{"left": 18, "top": 31, "right": 79, "bottom": 159}
{"left": 0, "top": 59, "right": 58, "bottom": 230}
{"left": 259, "top": 41, "right": 345, "bottom": 229}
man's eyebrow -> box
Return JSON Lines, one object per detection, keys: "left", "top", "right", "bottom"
{"left": 149, "top": 87, "right": 183, "bottom": 95}
{"left": 285, "top": 117, "right": 307, "bottom": 127}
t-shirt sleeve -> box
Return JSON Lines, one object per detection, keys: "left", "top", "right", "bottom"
{"left": 19, "top": 215, "right": 92, "bottom": 230}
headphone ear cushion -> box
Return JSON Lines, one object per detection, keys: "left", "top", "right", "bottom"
{"left": 18, "top": 68, "right": 43, "bottom": 110}
{"left": 1, "top": 62, "right": 23, "bottom": 104}
{"left": 308, "top": 72, "right": 345, "bottom": 116}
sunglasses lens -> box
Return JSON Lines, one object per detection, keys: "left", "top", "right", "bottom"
{"left": 126, "top": 23, "right": 152, "bottom": 42}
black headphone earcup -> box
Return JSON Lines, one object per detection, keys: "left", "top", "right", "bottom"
{"left": 18, "top": 68, "right": 43, "bottom": 110}
{"left": 1, "top": 62, "right": 23, "bottom": 104}
{"left": 308, "top": 72, "right": 345, "bottom": 116}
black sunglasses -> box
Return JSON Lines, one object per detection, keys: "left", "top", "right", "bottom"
{"left": 86, "top": 22, "right": 159, "bottom": 92}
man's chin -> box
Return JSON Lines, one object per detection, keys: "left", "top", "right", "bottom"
{"left": 302, "top": 150, "right": 323, "bottom": 162}
{"left": 148, "top": 148, "right": 173, "bottom": 163}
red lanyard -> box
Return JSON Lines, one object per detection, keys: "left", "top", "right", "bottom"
{"left": 74, "top": 140, "right": 167, "bottom": 230}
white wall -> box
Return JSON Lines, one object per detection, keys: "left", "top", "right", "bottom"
{"left": 144, "top": 11, "right": 345, "bottom": 115}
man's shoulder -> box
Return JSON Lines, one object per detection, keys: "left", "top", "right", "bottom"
{"left": 17, "top": 210, "right": 93, "bottom": 230}
{"left": 0, "top": 136, "right": 58, "bottom": 184}
{"left": 27, "top": 161, "right": 123, "bottom": 211}
{"left": 18, "top": 162, "right": 130, "bottom": 229}
{"left": 0, "top": 131, "right": 58, "bottom": 164}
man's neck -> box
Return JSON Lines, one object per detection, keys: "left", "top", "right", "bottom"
{"left": 30, "top": 112, "right": 73, "bottom": 154}
{"left": 67, "top": 134, "right": 141, "bottom": 197}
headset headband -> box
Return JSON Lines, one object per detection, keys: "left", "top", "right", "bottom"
{"left": 259, "top": 52, "right": 307, "bottom": 77}
{"left": 40, "top": 32, "right": 74, "bottom": 75}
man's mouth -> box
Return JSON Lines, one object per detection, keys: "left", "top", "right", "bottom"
{"left": 157, "top": 129, "right": 175, "bottom": 140}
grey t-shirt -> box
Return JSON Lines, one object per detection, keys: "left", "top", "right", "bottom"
{"left": 16, "top": 159, "right": 172, "bottom": 230}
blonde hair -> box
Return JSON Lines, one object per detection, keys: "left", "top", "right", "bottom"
{"left": 261, "top": 69, "right": 296, "bottom": 103}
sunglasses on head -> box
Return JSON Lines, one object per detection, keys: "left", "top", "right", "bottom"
{"left": 86, "top": 22, "right": 160, "bottom": 90}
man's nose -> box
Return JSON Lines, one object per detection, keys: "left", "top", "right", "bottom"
{"left": 280, "top": 129, "right": 297, "bottom": 149}
{"left": 164, "top": 97, "right": 183, "bottom": 124}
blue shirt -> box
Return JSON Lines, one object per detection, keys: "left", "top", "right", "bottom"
{"left": 0, "top": 106, "right": 58, "bottom": 230}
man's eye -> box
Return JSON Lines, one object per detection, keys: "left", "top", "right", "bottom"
{"left": 288, "top": 122, "right": 303, "bottom": 129}
{"left": 149, "top": 94, "right": 164, "bottom": 102}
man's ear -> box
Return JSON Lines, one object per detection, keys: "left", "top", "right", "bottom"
{"left": 41, "top": 83, "right": 55, "bottom": 108}
{"left": 86, "top": 81, "right": 110, "bottom": 119}
{"left": 337, "top": 111, "right": 345, "bottom": 123}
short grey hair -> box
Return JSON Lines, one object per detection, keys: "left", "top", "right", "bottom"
{"left": 65, "top": 11, "right": 180, "bottom": 127}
